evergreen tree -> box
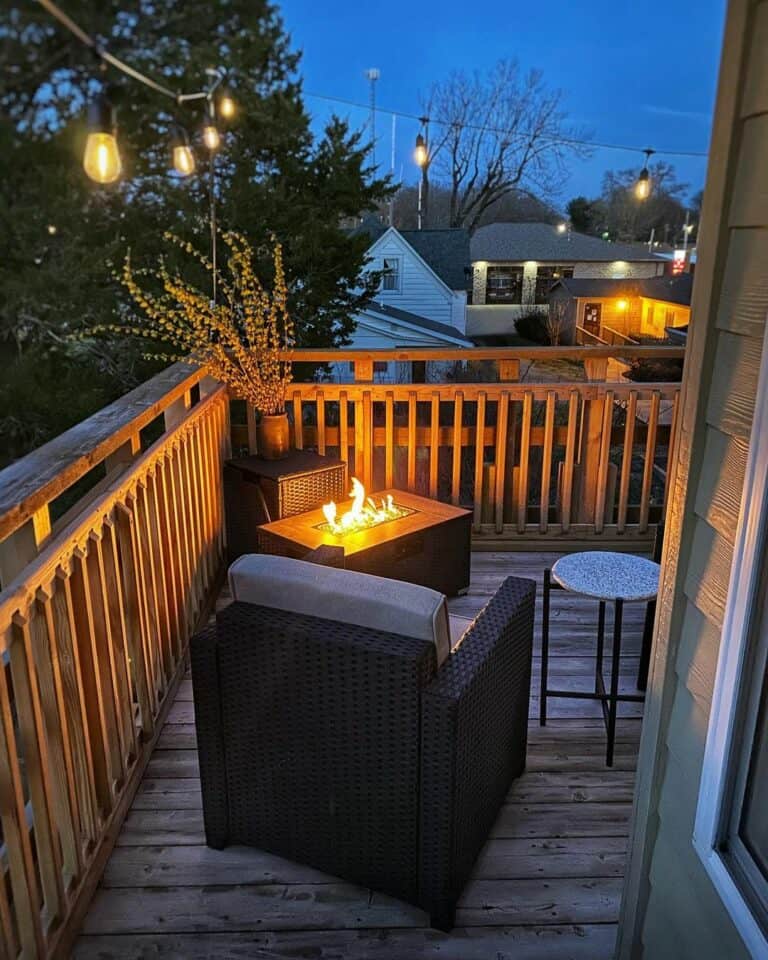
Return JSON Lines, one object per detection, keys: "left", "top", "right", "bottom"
{"left": 0, "top": 1, "right": 391, "bottom": 462}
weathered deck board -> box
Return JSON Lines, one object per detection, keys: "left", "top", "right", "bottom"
{"left": 75, "top": 551, "right": 644, "bottom": 960}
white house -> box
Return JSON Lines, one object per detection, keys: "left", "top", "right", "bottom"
{"left": 332, "top": 225, "right": 474, "bottom": 382}
{"left": 468, "top": 221, "right": 667, "bottom": 339}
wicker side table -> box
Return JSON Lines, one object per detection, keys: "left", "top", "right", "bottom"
{"left": 224, "top": 451, "right": 346, "bottom": 563}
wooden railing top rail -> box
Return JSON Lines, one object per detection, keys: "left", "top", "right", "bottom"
{"left": 282, "top": 345, "right": 686, "bottom": 362}
{"left": 0, "top": 383, "right": 227, "bottom": 649}
{"left": 0, "top": 361, "right": 207, "bottom": 543}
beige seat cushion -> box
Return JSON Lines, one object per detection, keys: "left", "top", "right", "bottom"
{"left": 449, "top": 614, "right": 473, "bottom": 652}
{"left": 229, "top": 554, "right": 452, "bottom": 666}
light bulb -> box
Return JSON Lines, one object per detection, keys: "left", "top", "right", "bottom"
{"left": 635, "top": 170, "right": 651, "bottom": 201}
{"left": 414, "top": 133, "right": 427, "bottom": 168}
{"left": 556, "top": 222, "right": 567, "bottom": 234}
{"left": 203, "top": 123, "right": 220, "bottom": 151}
{"left": 83, "top": 131, "right": 122, "bottom": 184}
{"left": 219, "top": 93, "right": 236, "bottom": 119}
{"left": 173, "top": 144, "right": 196, "bottom": 176}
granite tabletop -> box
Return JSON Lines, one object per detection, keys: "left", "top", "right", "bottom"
{"left": 552, "top": 551, "right": 660, "bottom": 601}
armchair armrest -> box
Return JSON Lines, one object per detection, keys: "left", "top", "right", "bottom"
{"left": 418, "top": 576, "right": 536, "bottom": 929}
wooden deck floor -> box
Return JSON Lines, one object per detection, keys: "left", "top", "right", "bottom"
{"left": 75, "top": 552, "right": 644, "bottom": 960}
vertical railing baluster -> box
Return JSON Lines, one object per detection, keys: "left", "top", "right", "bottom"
{"left": 494, "top": 392, "right": 510, "bottom": 534}
{"left": 640, "top": 390, "right": 661, "bottom": 533}
{"left": 517, "top": 391, "right": 533, "bottom": 534}
{"left": 451, "top": 391, "right": 463, "bottom": 506}
{"left": 617, "top": 391, "right": 638, "bottom": 533}
{"left": 473, "top": 392, "right": 486, "bottom": 531}
{"left": 539, "top": 391, "right": 556, "bottom": 533}
{"left": 385, "top": 392, "right": 394, "bottom": 489}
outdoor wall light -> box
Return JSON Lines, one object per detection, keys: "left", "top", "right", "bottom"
{"left": 170, "top": 124, "right": 196, "bottom": 176}
{"left": 83, "top": 94, "right": 122, "bottom": 184}
{"left": 635, "top": 149, "right": 655, "bottom": 201}
{"left": 617, "top": 299, "right": 628, "bottom": 311}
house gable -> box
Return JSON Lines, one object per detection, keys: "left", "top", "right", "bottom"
{"left": 364, "top": 227, "right": 462, "bottom": 328}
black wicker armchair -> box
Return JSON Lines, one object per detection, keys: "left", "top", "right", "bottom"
{"left": 190, "top": 568, "right": 535, "bottom": 931}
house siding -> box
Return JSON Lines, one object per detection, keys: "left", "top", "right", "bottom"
{"left": 625, "top": 2, "right": 768, "bottom": 957}
{"left": 366, "top": 230, "right": 462, "bottom": 327}
{"left": 468, "top": 259, "right": 663, "bottom": 337}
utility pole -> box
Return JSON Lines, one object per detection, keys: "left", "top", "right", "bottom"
{"left": 365, "top": 68, "right": 380, "bottom": 167}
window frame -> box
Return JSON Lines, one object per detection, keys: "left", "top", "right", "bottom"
{"left": 534, "top": 265, "right": 574, "bottom": 304}
{"left": 485, "top": 264, "right": 524, "bottom": 304}
{"left": 381, "top": 257, "right": 401, "bottom": 292}
{"left": 694, "top": 314, "right": 768, "bottom": 957}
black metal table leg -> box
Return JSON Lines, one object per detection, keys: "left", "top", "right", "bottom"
{"left": 637, "top": 598, "right": 655, "bottom": 691}
{"left": 595, "top": 600, "right": 606, "bottom": 695}
{"left": 540, "top": 568, "right": 551, "bottom": 726}
{"left": 606, "top": 598, "right": 624, "bottom": 767}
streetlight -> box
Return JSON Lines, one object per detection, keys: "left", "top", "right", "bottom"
{"left": 83, "top": 93, "right": 122, "bottom": 184}
{"left": 635, "top": 149, "right": 655, "bottom": 201}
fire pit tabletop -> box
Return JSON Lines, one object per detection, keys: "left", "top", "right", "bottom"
{"left": 258, "top": 488, "right": 469, "bottom": 558}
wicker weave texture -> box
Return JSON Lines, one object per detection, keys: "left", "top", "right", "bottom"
{"left": 419, "top": 576, "right": 535, "bottom": 927}
{"left": 190, "top": 574, "right": 535, "bottom": 930}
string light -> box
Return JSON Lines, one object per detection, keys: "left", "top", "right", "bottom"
{"left": 170, "top": 124, "right": 196, "bottom": 176}
{"left": 635, "top": 149, "right": 655, "bottom": 200}
{"left": 304, "top": 92, "right": 708, "bottom": 160}
{"left": 414, "top": 133, "right": 427, "bottom": 167}
{"left": 218, "top": 89, "right": 236, "bottom": 119}
{"left": 83, "top": 93, "right": 121, "bottom": 184}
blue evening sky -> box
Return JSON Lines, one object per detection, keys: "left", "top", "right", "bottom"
{"left": 279, "top": 0, "right": 726, "bottom": 209}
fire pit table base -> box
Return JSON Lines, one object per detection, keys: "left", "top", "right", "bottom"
{"left": 258, "top": 489, "right": 471, "bottom": 597}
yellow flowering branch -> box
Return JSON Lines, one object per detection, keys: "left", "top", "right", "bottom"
{"left": 93, "top": 232, "right": 294, "bottom": 416}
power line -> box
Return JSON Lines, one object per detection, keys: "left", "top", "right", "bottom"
{"left": 304, "top": 90, "right": 709, "bottom": 159}
{"left": 37, "top": 0, "right": 709, "bottom": 161}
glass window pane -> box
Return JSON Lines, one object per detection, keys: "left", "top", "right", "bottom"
{"left": 740, "top": 669, "right": 768, "bottom": 880}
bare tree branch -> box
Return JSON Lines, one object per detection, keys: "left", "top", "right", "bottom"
{"left": 421, "top": 60, "right": 591, "bottom": 232}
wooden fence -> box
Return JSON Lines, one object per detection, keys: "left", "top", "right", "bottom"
{"left": 0, "top": 364, "right": 228, "bottom": 958}
{"left": 236, "top": 347, "right": 684, "bottom": 548}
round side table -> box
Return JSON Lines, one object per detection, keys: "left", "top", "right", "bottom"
{"left": 540, "top": 551, "right": 660, "bottom": 766}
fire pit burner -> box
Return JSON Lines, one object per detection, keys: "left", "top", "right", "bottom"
{"left": 258, "top": 488, "right": 472, "bottom": 596}
{"left": 317, "top": 478, "right": 417, "bottom": 536}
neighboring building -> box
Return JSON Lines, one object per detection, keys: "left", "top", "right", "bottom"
{"left": 548, "top": 274, "right": 693, "bottom": 344}
{"left": 331, "top": 226, "right": 473, "bottom": 382}
{"left": 468, "top": 221, "right": 666, "bottom": 338}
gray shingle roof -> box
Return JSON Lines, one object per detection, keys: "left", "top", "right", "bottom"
{"left": 399, "top": 229, "right": 471, "bottom": 291}
{"left": 365, "top": 301, "right": 473, "bottom": 344}
{"left": 551, "top": 274, "right": 692, "bottom": 306}
{"left": 470, "top": 222, "right": 664, "bottom": 263}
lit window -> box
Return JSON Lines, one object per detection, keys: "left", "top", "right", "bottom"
{"left": 486, "top": 265, "right": 524, "bottom": 304}
{"left": 535, "top": 265, "right": 574, "bottom": 303}
{"left": 382, "top": 258, "right": 400, "bottom": 291}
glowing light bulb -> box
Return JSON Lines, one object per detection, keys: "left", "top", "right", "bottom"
{"left": 414, "top": 133, "right": 427, "bottom": 167}
{"left": 219, "top": 93, "right": 236, "bottom": 119}
{"left": 635, "top": 170, "right": 651, "bottom": 201}
{"left": 83, "top": 131, "right": 122, "bottom": 184}
{"left": 203, "top": 123, "right": 220, "bottom": 151}
{"left": 173, "top": 144, "right": 195, "bottom": 176}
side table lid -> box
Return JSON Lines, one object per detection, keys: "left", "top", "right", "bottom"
{"left": 551, "top": 551, "right": 660, "bottom": 601}
{"left": 228, "top": 450, "right": 345, "bottom": 480}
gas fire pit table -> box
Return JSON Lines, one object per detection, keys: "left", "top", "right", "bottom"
{"left": 258, "top": 488, "right": 471, "bottom": 596}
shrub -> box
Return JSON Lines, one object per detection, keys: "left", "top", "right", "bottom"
{"left": 514, "top": 311, "right": 549, "bottom": 345}
{"left": 623, "top": 358, "right": 684, "bottom": 382}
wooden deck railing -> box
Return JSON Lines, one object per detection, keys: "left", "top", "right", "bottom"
{"left": 235, "top": 347, "right": 684, "bottom": 547}
{"left": 0, "top": 344, "right": 682, "bottom": 956}
{"left": 0, "top": 363, "right": 228, "bottom": 959}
